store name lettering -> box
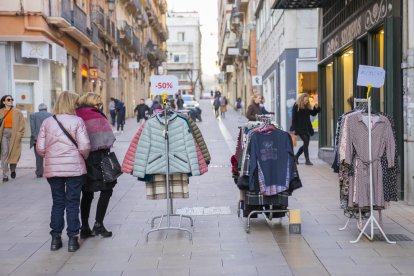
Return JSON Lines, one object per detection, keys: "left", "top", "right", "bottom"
{"left": 326, "top": 16, "right": 362, "bottom": 57}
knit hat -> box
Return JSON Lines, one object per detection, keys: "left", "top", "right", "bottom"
{"left": 38, "top": 103, "right": 47, "bottom": 111}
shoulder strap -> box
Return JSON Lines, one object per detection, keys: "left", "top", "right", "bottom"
{"left": 53, "top": 115, "right": 78, "bottom": 148}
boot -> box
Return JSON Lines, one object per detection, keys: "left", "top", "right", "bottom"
{"left": 80, "top": 226, "right": 95, "bottom": 239}
{"left": 68, "top": 236, "right": 80, "bottom": 252}
{"left": 305, "top": 159, "right": 313, "bottom": 166}
{"left": 92, "top": 222, "right": 112, "bottom": 238}
{"left": 294, "top": 154, "right": 300, "bottom": 165}
{"left": 50, "top": 235, "right": 62, "bottom": 251}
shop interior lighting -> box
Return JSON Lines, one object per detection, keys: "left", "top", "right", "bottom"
{"left": 327, "top": 63, "right": 332, "bottom": 67}
{"left": 348, "top": 50, "right": 354, "bottom": 54}
{"left": 380, "top": 30, "right": 385, "bottom": 34}
{"left": 343, "top": 53, "right": 350, "bottom": 57}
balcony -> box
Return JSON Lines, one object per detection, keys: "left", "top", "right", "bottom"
{"left": 48, "top": 0, "right": 98, "bottom": 51}
{"left": 159, "top": 0, "right": 168, "bottom": 14}
{"left": 48, "top": 0, "right": 72, "bottom": 28}
{"left": 132, "top": 33, "right": 141, "bottom": 55}
{"left": 119, "top": 21, "right": 133, "bottom": 47}
{"left": 145, "top": 40, "right": 163, "bottom": 67}
{"left": 272, "top": 0, "right": 328, "bottom": 9}
{"left": 93, "top": 6, "right": 105, "bottom": 31}
{"left": 91, "top": 23, "right": 100, "bottom": 46}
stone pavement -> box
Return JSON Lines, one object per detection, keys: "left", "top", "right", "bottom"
{"left": 0, "top": 101, "right": 414, "bottom": 275}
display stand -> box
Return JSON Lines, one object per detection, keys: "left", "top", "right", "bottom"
{"left": 146, "top": 95, "right": 193, "bottom": 242}
{"left": 347, "top": 87, "right": 395, "bottom": 244}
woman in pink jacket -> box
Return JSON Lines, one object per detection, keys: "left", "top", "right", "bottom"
{"left": 36, "top": 91, "right": 90, "bottom": 252}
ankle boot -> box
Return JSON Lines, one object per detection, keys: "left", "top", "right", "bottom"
{"left": 68, "top": 236, "right": 79, "bottom": 252}
{"left": 294, "top": 155, "right": 299, "bottom": 165}
{"left": 92, "top": 222, "right": 112, "bottom": 238}
{"left": 305, "top": 159, "right": 313, "bottom": 166}
{"left": 80, "top": 226, "right": 95, "bottom": 239}
{"left": 50, "top": 235, "right": 62, "bottom": 251}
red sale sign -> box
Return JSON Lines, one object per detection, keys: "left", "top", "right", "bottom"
{"left": 150, "top": 75, "right": 178, "bottom": 95}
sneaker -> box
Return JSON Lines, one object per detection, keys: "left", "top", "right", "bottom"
{"left": 10, "top": 171, "right": 16, "bottom": 179}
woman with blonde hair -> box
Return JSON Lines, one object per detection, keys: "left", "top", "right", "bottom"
{"left": 76, "top": 92, "right": 116, "bottom": 239}
{"left": 36, "top": 91, "right": 90, "bottom": 252}
{"left": 245, "top": 94, "right": 262, "bottom": 121}
{"left": 290, "top": 93, "right": 320, "bottom": 165}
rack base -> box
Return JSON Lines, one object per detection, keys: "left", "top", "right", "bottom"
{"left": 146, "top": 214, "right": 193, "bottom": 242}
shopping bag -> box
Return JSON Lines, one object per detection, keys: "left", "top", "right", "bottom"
{"left": 101, "top": 152, "right": 123, "bottom": 183}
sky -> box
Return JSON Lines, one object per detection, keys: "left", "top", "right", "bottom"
{"left": 167, "top": 0, "right": 219, "bottom": 78}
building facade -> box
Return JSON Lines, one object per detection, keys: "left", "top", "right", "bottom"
{"left": 256, "top": 0, "right": 318, "bottom": 131}
{"left": 0, "top": 0, "right": 168, "bottom": 136}
{"left": 273, "top": 0, "right": 404, "bottom": 197}
{"left": 217, "top": 0, "right": 255, "bottom": 110}
{"left": 166, "top": 11, "right": 202, "bottom": 99}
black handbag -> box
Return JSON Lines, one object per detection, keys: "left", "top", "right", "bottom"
{"left": 101, "top": 152, "right": 122, "bottom": 183}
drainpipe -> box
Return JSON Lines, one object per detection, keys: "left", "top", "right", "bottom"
{"left": 404, "top": 0, "right": 414, "bottom": 204}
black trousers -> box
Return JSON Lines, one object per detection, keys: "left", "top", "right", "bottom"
{"left": 295, "top": 133, "right": 311, "bottom": 161}
{"left": 80, "top": 189, "right": 113, "bottom": 227}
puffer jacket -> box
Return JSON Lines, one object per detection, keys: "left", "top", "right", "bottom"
{"left": 122, "top": 122, "right": 145, "bottom": 174}
{"left": 133, "top": 113, "right": 200, "bottom": 178}
{"left": 36, "top": 114, "right": 90, "bottom": 177}
{"left": 187, "top": 116, "right": 211, "bottom": 163}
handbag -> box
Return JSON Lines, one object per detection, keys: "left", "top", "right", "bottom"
{"left": 101, "top": 151, "right": 122, "bottom": 183}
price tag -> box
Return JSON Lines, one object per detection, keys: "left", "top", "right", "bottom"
{"left": 150, "top": 75, "right": 178, "bottom": 95}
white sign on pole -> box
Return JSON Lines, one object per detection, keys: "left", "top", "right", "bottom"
{"left": 356, "top": 65, "right": 385, "bottom": 88}
{"left": 150, "top": 75, "right": 178, "bottom": 95}
{"left": 228, "top": 48, "right": 240, "bottom": 55}
{"left": 129, "top": 61, "right": 139, "bottom": 69}
{"left": 111, "top": 59, "right": 118, "bottom": 78}
{"left": 252, "top": 75, "right": 262, "bottom": 86}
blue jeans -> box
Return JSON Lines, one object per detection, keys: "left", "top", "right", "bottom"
{"left": 47, "top": 176, "right": 83, "bottom": 237}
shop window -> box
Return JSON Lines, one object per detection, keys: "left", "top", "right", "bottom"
{"left": 177, "top": 32, "right": 185, "bottom": 42}
{"left": 325, "top": 63, "right": 334, "bottom": 147}
{"left": 342, "top": 49, "right": 354, "bottom": 113}
{"left": 298, "top": 71, "right": 318, "bottom": 130}
{"left": 14, "top": 42, "right": 37, "bottom": 65}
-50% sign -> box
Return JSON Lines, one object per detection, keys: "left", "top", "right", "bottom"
{"left": 150, "top": 75, "right": 178, "bottom": 95}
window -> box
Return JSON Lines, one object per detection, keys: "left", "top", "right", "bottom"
{"left": 177, "top": 32, "right": 185, "bottom": 42}
{"left": 342, "top": 49, "right": 354, "bottom": 113}
{"left": 325, "top": 63, "right": 334, "bottom": 147}
{"left": 173, "top": 54, "right": 187, "bottom": 63}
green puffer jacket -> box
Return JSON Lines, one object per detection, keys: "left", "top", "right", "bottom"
{"left": 133, "top": 113, "right": 200, "bottom": 178}
{"left": 186, "top": 116, "right": 211, "bottom": 163}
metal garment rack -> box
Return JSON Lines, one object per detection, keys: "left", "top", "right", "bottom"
{"left": 339, "top": 95, "right": 395, "bottom": 244}
{"left": 146, "top": 100, "right": 193, "bottom": 242}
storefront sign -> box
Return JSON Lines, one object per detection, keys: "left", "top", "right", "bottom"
{"left": 226, "top": 65, "right": 235, "bottom": 73}
{"left": 357, "top": 65, "right": 385, "bottom": 88}
{"left": 150, "top": 75, "right": 178, "bottom": 95}
{"left": 111, "top": 59, "right": 118, "bottom": 78}
{"left": 323, "top": 0, "right": 392, "bottom": 58}
{"left": 22, "top": 41, "right": 49, "bottom": 59}
{"left": 228, "top": 48, "right": 240, "bottom": 56}
{"left": 129, "top": 61, "right": 139, "bottom": 69}
{"left": 81, "top": 64, "right": 88, "bottom": 78}
{"left": 89, "top": 67, "right": 98, "bottom": 80}
{"left": 252, "top": 75, "right": 263, "bottom": 86}
{"left": 299, "top": 49, "right": 316, "bottom": 58}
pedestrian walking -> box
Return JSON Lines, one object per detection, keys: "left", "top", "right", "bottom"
{"left": 76, "top": 92, "right": 117, "bottom": 239}
{"left": 0, "top": 95, "right": 25, "bottom": 182}
{"left": 236, "top": 97, "right": 242, "bottom": 115}
{"left": 220, "top": 96, "right": 228, "bottom": 118}
{"left": 30, "top": 103, "right": 52, "bottom": 178}
{"left": 290, "top": 93, "right": 321, "bottom": 166}
{"left": 134, "top": 99, "right": 150, "bottom": 124}
{"left": 245, "top": 94, "right": 262, "bottom": 121}
{"left": 151, "top": 99, "right": 163, "bottom": 113}
{"left": 176, "top": 95, "right": 184, "bottom": 110}
{"left": 36, "top": 91, "right": 91, "bottom": 252}
{"left": 116, "top": 100, "right": 126, "bottom": 132}
{"left": 213, "top": 96, "right": 220, "bottom": 118}
{"left": 109, "top": 98, "right": 117, "bottom": 127}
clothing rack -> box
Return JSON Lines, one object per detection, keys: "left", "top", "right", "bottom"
{"left": 146, "top": 96, "right": 193, "bottom": 241}
{"left": 341, "top": 93, "right": 395, "bottom": 244}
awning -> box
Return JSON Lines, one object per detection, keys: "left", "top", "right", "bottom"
{"left": 271, "top": 0, "right": 328, "bottom": 9}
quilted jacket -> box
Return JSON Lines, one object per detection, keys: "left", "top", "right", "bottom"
{"left": 121, "top": 122, "right": 145, "bottom": 174}
{"left": 36, "top": 114, "right": 90, "bottom": 177}
{"left": 133, "top": 113, "right": 200, "bottom": 178}
{"left": 185, "top": 116, "right": 211, "bottom": 164}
